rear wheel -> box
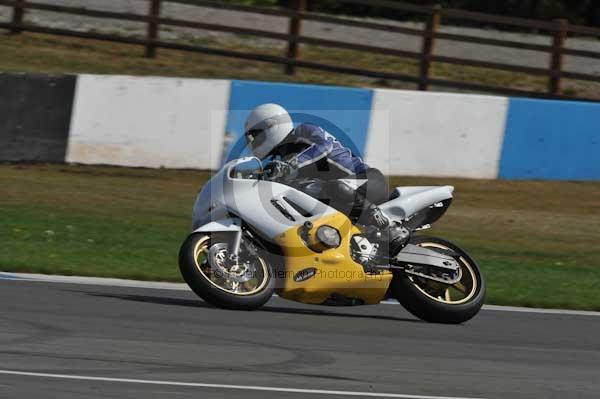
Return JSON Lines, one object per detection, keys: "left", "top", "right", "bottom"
{"left": 391, "top": 236, "right": 485, "bottom": 324}
{"left": 179, "top": 233, "right": 274, "bottom": 310}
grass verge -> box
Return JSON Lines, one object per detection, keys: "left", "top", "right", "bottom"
{"left": 1, "top": 163, "right": 599, "bottom": 310}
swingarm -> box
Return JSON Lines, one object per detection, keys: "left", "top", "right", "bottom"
{"left": 374, "top": 244, "right": 463, "bottom": 285}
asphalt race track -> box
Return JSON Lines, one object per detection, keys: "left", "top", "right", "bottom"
{"left": 1, "top": 277, "right": 599, "bottom": 399}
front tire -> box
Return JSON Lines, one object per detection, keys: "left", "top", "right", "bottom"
{"left": 179, "top": 233, "right": 274, "bottom": 310}
{"left": 391, "top": 236, "right": 485, "bottom": 324}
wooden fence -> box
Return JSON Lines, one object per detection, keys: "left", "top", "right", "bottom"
{"left": 2, "top": 0, "right": 600, "bottom": 101}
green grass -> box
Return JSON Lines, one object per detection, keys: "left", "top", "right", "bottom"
{"left": 1, "top": 164, "right": 599, "bottom": 310}
{"left": 1, "top": 164, "right": 209, "bottom": 281}
{"left": 1, "top": 32, "right": 599, "bottom": 98}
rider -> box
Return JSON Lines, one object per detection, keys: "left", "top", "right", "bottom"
{"left": 243, "top": 103, "right": 393, "bottom": 237}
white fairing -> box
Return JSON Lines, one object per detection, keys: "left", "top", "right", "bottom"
{"left": 379, "top": 186, "right": 454, "bottom": 221}
{"left": 194, "top": 218, "right": 241, "bottom": 233}
{"left": 192, "top": 158, "right": 336, "bottom": 239}
{"left": 192, "top": 158, "right": 454, "bottom": 239}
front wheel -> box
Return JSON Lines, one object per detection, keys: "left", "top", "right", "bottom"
{"left": 179, "top": 233, "right": 274, "bottom": 310}
{"left": 390, "top": 236, "right": 485, "bottom": 324}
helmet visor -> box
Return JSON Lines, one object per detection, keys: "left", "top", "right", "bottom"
{"left": 245, "top": 128, "right": 267, "bottom": 151}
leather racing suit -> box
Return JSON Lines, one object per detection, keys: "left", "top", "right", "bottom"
{"left": 267, "top": 123, "right": 389, "bottom": 228}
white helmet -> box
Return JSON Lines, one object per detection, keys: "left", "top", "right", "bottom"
{"left": 244, "top": 103, "right": 293, "bottom": 159}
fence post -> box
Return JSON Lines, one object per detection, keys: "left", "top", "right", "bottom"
{"left": 145, "top": 0, "right": 162, "bottom": 58}
{"left": 418, "top": 4, "right": 441, "bottom": 91}
{"left": 548, "top": 18, "right": 567, "bottom": 95}
{"left": 285, "top": 0, "right": 306, "bottom": 75}
{"left": 10, "top": 0, "right": 26, "bottom": 34}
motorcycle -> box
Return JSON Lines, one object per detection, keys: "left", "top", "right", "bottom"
{"left": 179, "top": 157, "right": 485, "bottom": 324}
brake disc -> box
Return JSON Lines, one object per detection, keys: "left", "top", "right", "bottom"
{"left": 208, "top": 243, "right": 252, "bottom": 283}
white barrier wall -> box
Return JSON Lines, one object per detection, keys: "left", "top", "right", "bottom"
{"left": 66, "top": 75, "right": 230, "bottom": 169}
{"left": 365, "top": 90, "right": 508, "bottom": 179}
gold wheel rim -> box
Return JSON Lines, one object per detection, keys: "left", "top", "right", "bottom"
{"left": 192, "top": 236, "right": 269, "bottom": 296}
{"left": 410, "top": 242, "right": 478, "bottom": 305}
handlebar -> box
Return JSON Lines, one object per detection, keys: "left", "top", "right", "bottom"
{"left": 253, "top": 169, "right": 269, "bottom": 180}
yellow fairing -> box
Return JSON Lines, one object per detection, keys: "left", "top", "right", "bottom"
{"left": 275, "top": 212, "right": 392, "bottom": 305}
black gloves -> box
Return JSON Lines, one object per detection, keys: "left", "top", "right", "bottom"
{"left": 265, "top": 160, "right": 298, "bottom": 181}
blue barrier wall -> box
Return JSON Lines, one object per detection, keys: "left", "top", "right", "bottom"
{"left": 223, "top": 80, "right": 373, "bottom": 162}
{"left": 499, "top": 98, "right": 600, "bottom": 180}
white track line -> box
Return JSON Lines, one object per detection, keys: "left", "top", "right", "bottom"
{"left": 478, "top": 304, "right": 600, "bottom": 316}
{"left": 0, "top": 272, "right": 188, "bottom": 290}
{"left": 2, "top": 272, "right": 599, "bottom": 317}
{"left": 0, "top": 370, "right": 484, "bottom": 399}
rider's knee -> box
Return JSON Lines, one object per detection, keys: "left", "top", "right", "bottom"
{"left": 328, "top": 180, "right": 357, "bottom": 203}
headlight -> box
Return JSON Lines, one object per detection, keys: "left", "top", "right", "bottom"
{"left": 316, "top": 225, "right": 341, "bottom": 249}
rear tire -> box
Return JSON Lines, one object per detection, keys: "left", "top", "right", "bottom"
{"left": 179, "top": 233, "right": 274, "bottom": 310}
{"left": 391, "top": 236, "right": 485, "bottom": 324}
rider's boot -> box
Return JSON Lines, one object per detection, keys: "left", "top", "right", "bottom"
{"left": 359, "top": 204, "right": 410, "bottom": 255}
{"left": 361, "top": 203, "right": 389, "bottom": 230}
